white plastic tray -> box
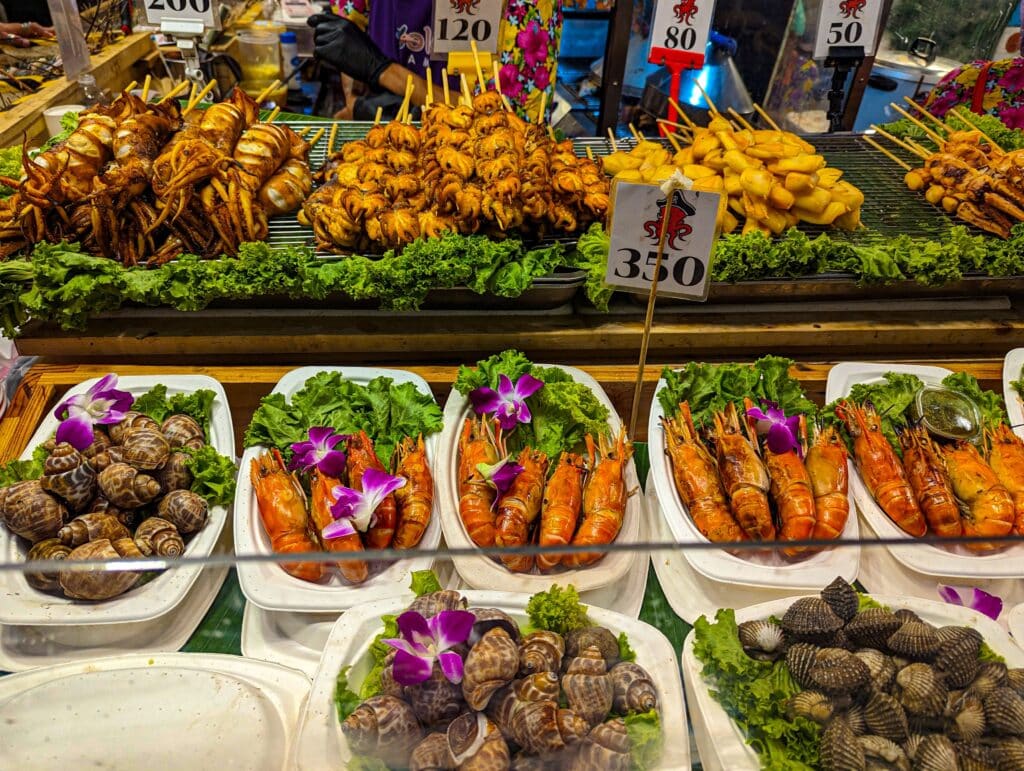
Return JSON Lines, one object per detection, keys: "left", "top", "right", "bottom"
{"left": 1008, "top": 602, "right": 1024, "bottom": 649}
{"left": 827, "top": 361, "right": 1024, "bottom": 578}
{"left": 648, "top": 377, "right": 860, "bottom": 590}
{"left": 235, "top": 367, "right": 443, "bottom": 613}
{"left": 294, "top": 590, "right": 689, "bottom": 770}
{"left": 682, "top": 594, "right": 1024, "bottom": 771}
{"left": 0, "top": 653, "right": 310, "bottom": 771}
{"left": 1003, "top": 348, "right": 1024, "bottom": 433}
{"left": 0, "top": 375, "right": 234, "bottom": 625}
{"left": 436, "top": 364, "right": 643, "bottom": 593}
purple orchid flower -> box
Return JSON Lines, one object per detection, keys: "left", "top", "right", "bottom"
{"left": 746, "top": 400, "right": 802, "bottom": 457}
{"left": 383, "top": 609, "right": 475, "bottom": 686}
{"left": 938, "top": 584, "right": 1003, "bottom": 620}
{"left": 476, "top": 457, "right": 525, "bottom": 510}
{"left": 469, "top": 373, "right": 544, "bottom": 431}
{"left": 53, "top": 374, "right": 134, "bottom": 451}
{"left": 322, "top": 467, "right": 407, "bottom": 539}
{"left": 288, "top": 427, "right": 349, "bottom": 477}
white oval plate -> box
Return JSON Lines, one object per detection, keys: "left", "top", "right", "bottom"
{"left": 1007, "top": 602, "right": 1024, "bottom": 649}
{"left": 436, "top": 364, "right": 642, "bottom": 593}
{"left": 0, "top": 375, "right": 234, "bottom": 626}
{"left": 682, "top": 594, "right": 1024, "bottom": 771}
{"left": 0, "top": 652, "right": 309, "bottom": 771}
{"left": 235, "top": 367, "right": 443, "bottom": 613}
{"left": 1003, "top": 348, "right": 1024, "bottom": 433}
{"left": 648, "top": 377, "right": 860, "bottom": 590}
{"left": 294, "top": 590, "right": 689, "bottom": 771}
{"left": 827, "top": 361, "right": 1024, "bottom": 578}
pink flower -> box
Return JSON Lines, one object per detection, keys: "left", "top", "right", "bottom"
{"left": 998, "top": 64, "right": 1024, "bottom": 93}
{"left": 517, "top": 22, "right": 550, "bottom": 70}
{"left": 998, "top": 104, "right": 1024, "bottom": 128}
{"left": 500, "top": 64, "right": 524, "bottom": 100}
{"left": 928, "top": 90, "right": 962, "bottom": 118}
{"left": 531, "top": 65, "right": 550, "bottom": 91}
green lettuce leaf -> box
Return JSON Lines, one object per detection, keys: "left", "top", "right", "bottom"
{"left": 821, "top": 372, "right": 923, "bottom": 453}
{"left": 132, "top": 385, "right": 217, "bottom": 438}
{"left": 359, "top": 614, "right": 399, "bottom": 699}
{"left": 624, "top": 709, "right": 662, "bottom": 771}
{"left": 410, "top": 570, "right": 442, "bottom": 597}
{"left": 569, "top": 222, "right": 613, "bottom": 311}
{"left": 333, "top": 666, "right": 361, "bottom": 722}
{"left": 617, "top": 632, "right": 637, "bottom": 663}
{"left": 185, "top": 445, "right": 237, "bottom": 507}
{"left": 453, "top": 349, "right": 534, "bottom": 395}
{"left": 0, "top": 443, "right": 50, "bottom": 486}
{"left": 346, "top": 757, "right": 389, "bottom": 771}
{"left": 526, "top": 584, "right": 591, "bottom": 636}
{"left": 942, "top": 372, "right": 1007, "bottom": 431}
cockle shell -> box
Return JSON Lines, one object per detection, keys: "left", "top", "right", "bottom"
{"left": 820, "top": 717, "right": 865, "bottom": 771}
{"left": 90, "top": 446, "right": 126, "bottom": 472}
{"left": 58, "top": 537, "right": 144, "bottom": 600}
{"left": 865, "top": 690, "right": 910, "bottom": 743}
{"left": 462, "top": 627, "right": 519, "bottom": 711}
{"left": 912, "top": 734, "right": 957, "bottom": 771}
{"left": 987, "top": 737, "right": 1024, "bottom": 769}
{"left": 896, "top": 663, "right": 948, "bottom": 718}
{"left": 894, "top": 609, "right": 924, "bottom": 626}
{"left": 785, "top": 643, "right": 821, "bottom": 690}
{"left": 408, "top": 732, "right": 453, "bottom": 771}
{"left": 519, "top": 630, "right": 565, "bottom": 676}
{"left": 0, "top": 480, "right": 67, "bottom": 543}
{"left": 57, "top": 512, "right": 130, "bottom": 547}
{"left": 133, "top": 517, "right": 185, "bottom": 557}
{"left": 569, "top": 718, "right": 631, "bottom": 771}
{"left": 156, "top": 452, "right": 192, "bottom": 494}
{"left": 156, "top": 489, "right": 208, "bottom": 534}
{"left": 562, "top": 645, "right": 613, "bottom": 727}
{"left": 342, "top": 695, "right": 423, "bottom": 768}
{"left": 846, "top": 608, "right": 903, "bottom": 650}
{"left": 781, "top": 596, "right": 844, "bottom": 642}
{"left": 738, "top": 619, "right": 786, "bottom": 661}
{"left": 786, "top": 690, "right": 839, "bottom": 724}
{"left": 971, "top": 662, "right": 1010, "bottom": 698}
{"left": 829, "top": 628, "right": 855, "bottom": 652}
{"left": 97, "top": 463, "right": 161, "bottom": 509}
{"left": 936, "top": 625, "right": 983, "bottom": 648}
{"left": 935, "top": 633, "right": 982, "bottom": 689}
{"left": 609, "top": 662, "right": 658, "bottom": 714}
{"left": 121, "top": 428, "right": 170, "bottom": 471}
{"left": 855, "top": 648, "right": 897, "bottom": 692}
{"left": 949, "top": 694, "right": 987, "bottom": 742}
{"left": 888, "top": 622, "right": 942, "bottom": 662}
{"left": 565, "top": 626, "right": 620, "bottom": 664}
{"left": 1006, "top": 668, "right": 1024, "bottom": 697}
{"left": 108, "top": 412, "right": 160, "bottom": 445}
{"left": 955, "top": 741, "right": 997, "bottom": 771}
{"left": 984, "top": 687, "right": 1024, "bottom": 736}
{"left": 822, "top": 576, "right": 860, "bottom": 622}
{"left": 24, "top": 538, "right": 72, "bottom": 591}
{"left": 161, "top": 414, "right": 205, "bottom": 451}
{"left": 846, "top": 703, "right": 867, "bottom": 736}
{"left": 807, "top": 647, "right": 871, "bottom": 695}
{"left": 39, "top": 442, "right": 96, "bottom": 512}
{"left": 469, "top": 608, "right": 521, "bottom": 645}
{"left": 446, "top": 713, "right": 510, "bottom": 771}
{"left": 857, "top": 735, "right": 908, "bottom": 770}
{"left": 408, "top": 590, "right": 468, "bottom": 619}
{"left": 406, "top": 663, "right": 465, "bottom": 729}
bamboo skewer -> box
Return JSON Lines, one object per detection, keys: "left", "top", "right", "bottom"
{"left": 141, "top": 74, "right": 152, "bottom": 102}
{"left": 628, "top": 123, "right": 644, "bottom": 143}
{"left": 398, "top": 75, "right": 415, "bottom": 122}
{"left": 265, "top": 106, "right": 281, "bottom": 124}
{"left": 537, "top": 90, "right": 547, "bottom": 125}
{"left": 586, "top": 147, "right": 595, "bottom": 161}
{"left": 870, "top": 124, "right": 929, "bottom": 159}
{"left": 864, "top": 136, "right": 912, "bottom": 170}
{"left": 492, "top": 61, "right": 512, "bottom": 112}
{"left": 694, "top": 81, "right": 719, "bottom": 117}
{"left": 901, "top": 96, "right": 947, "bottom": 131}
{"left": 255, "top": 79, "right": 282, "bottom": 104}
{"left": 158, "top": 80, "right": 190, "bottom": 104}
{"left": 728, "top": 107, "right": 755, "bottom": 132}
{"left": 663, "top": 130, "right": 683, "bottom": 153}
{"left": 426, "top": 76, "right": 434, "bottom": 107}
{"left": 461, "top": 73, "right": 472, "bottom": 106}
{"left": 889, "top": 103, "right": 946, "bottom": 145}
{"left": 607, "top": 127, "right": 618, "bottom": 152}
{"left": 470, "top": 40, "right": 487, "bottom": 92}
{"left": 327, "top": 122, "right": 339, "bottom": 154}
{"left": 753, "top": 103, "right": 781, "bottom": 131}
{"left": 123, "top": 80, "right": 137, "bottom": 95}
{"left": 374, "top": 106, "right": 383, "bottom": 125}
{"left": 307, "top": 127, "right": 326, "bottom": 148}
{"left": 905, "top": 138, "right": 932, "bottom": 157}
{"left": 667, "top": 98, "right": 698, "bottom": 130}
{"left": 441, "top": 67, "right": 451, "bottom": 106}
{"left": 188, "top": 82, "right": 197, "bottom": 106}
{"left": 656, "top": 119, "right": 692, "bottom": 141}
{"left": 951, "top": 107, "right": 1004, "bottom": 152}
{"left": 547, "top": 126, "right": 557, "bottom": 141}
{"left": 183, "top": 80, "right": 217, "bottom": 115}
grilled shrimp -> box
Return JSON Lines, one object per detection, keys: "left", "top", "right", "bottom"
{"left": 763, "top": 412, "right": 817, "bottom": 557}
{"left": 347, "top": 430, "right": 397, "bottom": 549}
{"left": 663, "top": 402, "right": 747, "bottom": 543}
{"left": 536, "top": 452, "right": 585, "bottom": 572}
{"left": 987, "top": 423, "right": 1024, "bottom": 535}
{"left": 495, "top": 448, "right": 549, "bottom": 573}
{"left": 564, "top": 429, "right": 634, "bottom": 569}
{"left": 392, "top": 435, "right": 433, "bottom": 549}
{"left": 713, "top": 402, "right": 774, "bottom": 541}
{"left": 899, "top": 425, "right": 962, "bottom": 538}
{"left": 943, "top": 441, "right": 1015, "bottom": 551}
{"left": 805, "top": 425, "right": 850, "bottom": 542}
{"left": 836, "top": 401, "right": 927, "bottom": 537}
{"left": 310, "top": 471, "right": 369, "bottom": 584}
{"left": 249, "top": 449, "right": 324, "bottom": 582}
{"left": 457, "top": 417, "right": 500, "bottom": 547}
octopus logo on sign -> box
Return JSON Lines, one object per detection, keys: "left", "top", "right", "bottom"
{"left": 672, "top": 0, "right": 699, "bottom": 26}
{"left": 643, "top": 190, "right": 696, "bottom": 251}
{"left": 839, "top": 0, "right": 867, "bottom": 19}
{"left": 450, "top": 0, "right": 481, "bottom": 14}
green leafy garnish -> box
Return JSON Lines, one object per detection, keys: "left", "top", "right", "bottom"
{"left": 880, "top": 112, "right": 1024, "bottom": 153}
{"left": 617, "top": 632, "right": 637, "bottom": 663}
{"left": 1012, "top": 364, "right": 1024, "bottom": 402}
{"left": 569, "top": 222, "right": 614, "bottom": 311}
{"left": 942, "top": 372, "right": 1007, "bottom": 431}
{"left": 333, "top": 666, "right": 361, "bottom": 722}
{"left": 0, "top": 146, "right": 22, "bottom": 200}
{"left": 132, "top": 384, "right": 217, "bottom": 438}
{"left": 410, "top": 570, "right": 442, "bottom": 597}
{"left": 185, "top": 445, "right": 237, "bottom": 507}
{"left": 693, "top": 609, "right": 819, "bottom": 770}
{"left": 0, "top": 443, "right": 50, "bottom": 486}
{"left": 359, "top": 614, "right": 399, "bottom": 700}
{"left": 821, "top": 372, "right": 924, "bottom": 453}
{"left": 979, "top": 641, "right": 1006, "bottom": 664}
{"left": 244, "top": 371, "right": 442, "bottom": 467}
{"left": 346, "top": 757, "right": 389, "bottom": 771}
{"left": 526, "top": 584, "right": 591, "bottom": 636}
{"left": 623, "top": 709, "right": 663, "bottom": 771}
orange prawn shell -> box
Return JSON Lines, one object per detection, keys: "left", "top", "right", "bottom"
{"left": 393, "top": 434, "right": 434, "bottom": 550}
{"left": 712, "top": 402, "right": 775, "bottom": 541}
{"left": 537, "top": 452, "right": 585, "bottom": 572}
{"left": 347, "top": 430, "right": 397, "bottom": 550}
{"left": 495, "top": 448, "right": 549, "bottom": 573}
{"left": 898, "top": 426, "right": 962, "bottom": 539}
{"left": 457, "top": 417, "right": 499, "bottom": 547}
{"left": 943, "top": 441, "right": 1014, "bottom": 550}
{"left": 805, "top": 425, "right": 850, "bottom": 542}
{"left": 987, "top": 423, "right": 1024, "bottom": 535}
{"left": 565, "top": 429, "right": 634, "bottom": 569}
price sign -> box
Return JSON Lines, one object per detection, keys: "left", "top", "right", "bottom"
{"left": 432, "top": 0, "right": 503, "bottom": 58}
{"left": 648, "top": 0, "right": 717, "bottom": 67}
{"left": 144, "top": 0, "right": 218, "bottom": 29}
{"left": 813, "top": 0, "right": 883, "bottom": 59}
{"left": 605, "top": 182, "right": 718, "bottom": 302}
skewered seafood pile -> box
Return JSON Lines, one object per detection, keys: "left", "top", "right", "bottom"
{"left": 302, "top": 92, "right": 611, "bottom": 252}
{"left": 250, "top": 431, "right": 434, "bottom": 585}
{"left": 0, "top": 88, "right": 313, "bottom": 265}
{"left": 0, "top": 411, "right": 210, "bottom": 600}
{"left": 726, "top": 578, "right": 1024, "bottom": 770}
{"left": 662, "top": 399, "right": 849, "bottom": 553}
{"left": 340, "top": 588, "right": 661, "bottom": 769}
{"left": 834, "top": 400, "right": 1024, "bottom": 549}
{"left": 457, "top": 418, "right": 632, "bottom": 574}
{"left": 602, "top": 117, "right": 865, "bottom": 236}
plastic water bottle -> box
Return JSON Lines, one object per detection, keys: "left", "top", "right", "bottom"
{"left": 280, "top": 31, "right": 300, "bottom": 92}
{"left": 78, "top": 74, "right": 111, "bottom": 107}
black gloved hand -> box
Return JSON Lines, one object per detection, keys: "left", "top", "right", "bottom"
{"left": 307, "top": 13, "right": 392, "bottom": 88}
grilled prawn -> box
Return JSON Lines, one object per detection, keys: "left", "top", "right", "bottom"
{"left": 392, "top": 435, "right": 433, "bottom": 549}
{"left": 763, "top": 412, "right": 817, "bottom": 557}
{"left": 457, "top": 417, "right": 500, "bottom": 547}
{"left": 712, "top": 402, "right": 774, "bottom": 541}
{"left": 310, "top": 471, "right": 369, "bottom": 584}
{"left": 943, "top": 441, "right": 1015, "bottom": 551}
{"left": 987, "top": 423, "right": 1024, "bottom": 535}
{"left": 564, "top": 429, "right": 633, "bottom": 569}
{"left": 495, "top": 448, "right": 549, "bottom": 573}
{"left": 899, "top": 425, "right": 961, "bottom": 538}
{"left": 805, "top": 425, "right": 850, "bottom": 542}
{"left": 347, "top": 430, "right": 397, "bottom": 550}
{"left": 536, "top": 452, "right": 585, "bottom": 572}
